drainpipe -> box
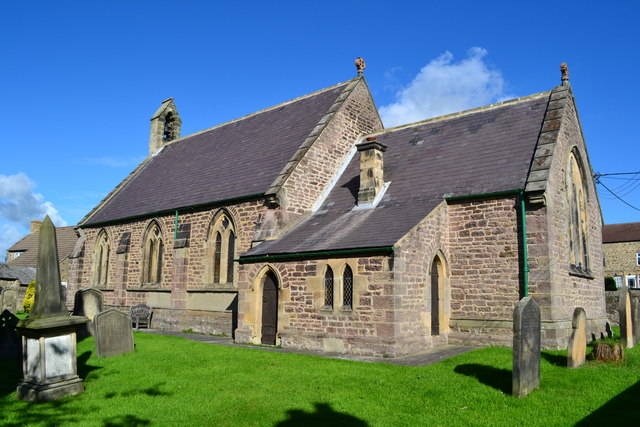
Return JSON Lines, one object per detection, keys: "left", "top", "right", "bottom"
{"left": 174, "top": 210, "right": 179, "bottom": 241}
{"left": 520, "top": 191, "right": 529, "bottom": 297}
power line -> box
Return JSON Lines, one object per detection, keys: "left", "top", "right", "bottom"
{"left": 596, "top": 180, "right": 640, "bottom": 212}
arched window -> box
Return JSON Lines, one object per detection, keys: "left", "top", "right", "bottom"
{"left": 566, "top": 150, "right": 590, "bottom": 273}
{"left": 143, "top": 222, "right": 164, "bottom": 285}
{"left": 207, "top": 212, "right": 237, "bottom": 284}
{"left": 343, "top": 265, "right": 353, "bottom": 309}
{"left": 92, "top": 231, "right": 110, "bottom": 286}
{"left": 324, "top": 266, "right": 334, "bottom": 308}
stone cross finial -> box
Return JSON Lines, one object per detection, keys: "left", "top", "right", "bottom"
{"left": 560, "top": 62, "right": 569, "bottom": 83}
{"left": 355, "top": 57, "right": 366, "bottom": 75}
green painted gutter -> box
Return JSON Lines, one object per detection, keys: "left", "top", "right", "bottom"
{"left": 238, "top": 246, "right": 395, "bottom": 264}
{"left": 174, "top": 210, "right": 179, "bottom": 240}
{"left": 80, "top": 193, "right": 265, "bottom": 228}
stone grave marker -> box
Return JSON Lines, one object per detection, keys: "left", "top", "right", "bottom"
{"left": 1, "top": 288, "right": 18, "bottom": 314}
{"left": 94, "top": 309, "right": 134, "bottom": 357}
{"left": 512, "top": 297, "right": 540, "bottom": 398}
{"left": 0, "top": 309, "right": 20, "bottom": 360}
{"left": 619, "top": 285, "right": 634, "bottom": 349}
{"left": 567, "top": 307, "right": 587, "bottom": 368}
{"left": 632, "top": 295, "right": 640, "bottom": 344}
{"left": 73, "top": 288, "right": 104, "bottom": 338}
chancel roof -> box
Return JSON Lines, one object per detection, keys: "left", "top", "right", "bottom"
{"left": 82, "top": 81, "right": 350, "bottom": 225}
{"left": 603, "top": 222, "right": 640, "bottom": 243}
{"left": 244, "top": 93, "right": 550, "bottom": 257}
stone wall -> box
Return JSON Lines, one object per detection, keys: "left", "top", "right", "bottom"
{"left": 604, "top": 241, "right": 640, "bottom": 278}
{"left": 604, "top": 289, "right": 640, "bottom": 327}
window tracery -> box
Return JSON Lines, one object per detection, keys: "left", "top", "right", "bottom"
{"left": 92, "top": 230, "right": 110, "bottom": 286}
{"left": 566, "top": 150, "right": 590, "bottom": 274}
{"left": 142, "top": 222, "right": 164, "bottom": 285}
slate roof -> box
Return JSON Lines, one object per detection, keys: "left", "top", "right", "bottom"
{"left": 7, "top": 226, "right": 78, "bottom": 268}
{"left": 0, "top": 263, "right": 36, "bottom": 285}
{"left": 82, "top": 81, "right": 351, "bottom": 225}
{"left": 244, "top": 92, "right": 550, "bottom": 257}
{"left": 603, "top": 222, "right": 640, "bottom": 243}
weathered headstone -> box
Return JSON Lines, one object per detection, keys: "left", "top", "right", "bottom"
{"left": 73, "top": 288, "right": 103, "bottom": 337}
{"left": 567, "top": 307, "right": 587, "bottom": 368}
{"left": 619, "top": 285, "right": 634, "bottom": 348}
{"left": 15, "top": 216, "right": 88, "bottom": 402}
{"left": 0, "top": 309, "right": 20, "bottom": 360}
{"left": 632, "top": 295, "right": 640, "bottom": 344}
{"left": 1, "top": 288, "right": 18, "bottom": 314}
{"left": 94, "top": 309, "right": 134, "bottom": 357}
{"left": 512, "top": 297, "right": 540, "bottom": 398}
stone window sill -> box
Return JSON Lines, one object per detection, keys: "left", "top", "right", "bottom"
{"left": 126, "top": 287, "right": 171, "bottom": 293}
{"left": 187, "top": 288, "right": 238, "bottom": 293}
{"left": 569, "top": 266, "right": 594, "bottom": 280}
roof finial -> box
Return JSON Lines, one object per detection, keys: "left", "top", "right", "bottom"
{"left": 355, "top": 57, "right": 366, "bottom": 75}
{"left": 560, "top": 62, "right": 569, "bottom": 85}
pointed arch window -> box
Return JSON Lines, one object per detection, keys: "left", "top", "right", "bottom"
{"left": 343, "top": 265, "right": 353, "bottom": 309}
{"left": 324, "top": 266, "right": 334, "bottom": 308}
{"left": 143, "top": 222, "right": 164, "bottom": 285}
{"left": 208, "top": 212, "right": 237, "bottom": 285}
{"left": 566, "top": 150, "right": 590, "bottom": 274}
{"left": 92, "top": 231, "right": 110, "bottom": 286}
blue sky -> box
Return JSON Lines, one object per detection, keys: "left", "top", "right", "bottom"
{"left": 1, "top": 1, "right": 639, "bottom": 258}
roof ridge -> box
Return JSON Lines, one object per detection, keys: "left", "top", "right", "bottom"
{"left": 162, "top": 79, "right": 354, "bottom": 147}
{"left": 370, "top": 91, "right": 552, "bottom": 135}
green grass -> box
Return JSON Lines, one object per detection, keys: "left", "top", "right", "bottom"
{"left": 1, "top": 332, "right": 639, "bottom": 426}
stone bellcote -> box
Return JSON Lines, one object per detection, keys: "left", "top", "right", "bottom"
{"left": 149, "top": 97, "right": 182, "bottom": 156}
{"left": 356, "top": 137, "right": 387, "bottom": 205}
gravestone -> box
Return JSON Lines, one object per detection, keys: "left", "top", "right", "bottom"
{"left": 512, "top": 297, "right": 540, "bottom": 398}
{"left": 619, "top": 285, "right": 634, "bottom": 348}
{"left": 73, "top": 288, "right": 104, "bottom": 338}
{"left": 15, "top": 216, "right": 88, "bottom": 402}
{"left": 94, "top": 309, "right": 134, "bottom": 357}
{"left": 632, "top": 296, "right": 640, "bottom": 344}
{"left": 1, "top": 288, "right": 18, "bottom": 314}
{"left": 0, "top": 309, "right": 20, "bottom": 360}
{"left": 567, "top": 307, "right": 587, "bottom": 368}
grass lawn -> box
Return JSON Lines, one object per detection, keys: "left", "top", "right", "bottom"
{"left": 1, "top": 332, "right": 639, "bottom": 426}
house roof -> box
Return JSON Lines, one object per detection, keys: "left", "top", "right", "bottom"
{"left": 7, "top": 226, "right": 78, "bottom": 268}
{"left": 0, "top": 263, "right": 36, "bottom": 285}
{"left": 81, "top": 80, "right": 352, "bottom": 226}
{"left": 244, "top": 92, "right": 550, "bottom": 257}
{"left": 603, "top": 222, "right": 640, "bottom": 243}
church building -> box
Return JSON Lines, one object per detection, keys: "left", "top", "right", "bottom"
{"left": 67, "top": 60, "right": 605, "bottom": 356}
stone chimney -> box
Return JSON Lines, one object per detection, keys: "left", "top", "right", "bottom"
{"left": 31, "top": 220, "right": 42, "bottom": 233}
{"left": 356, "top": 137, "right": 387, "bottom": 205}
{"left": 149, "top": 97, "right": 182, "bottom": 156}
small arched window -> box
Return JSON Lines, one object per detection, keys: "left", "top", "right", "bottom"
{"left": 208, "top": 212, "right": 237, "bottom": 284}
{"left": 93, "top": 231, "right": 110, "bottom": 286}
{"left": 343, "top": 265, "right": 353, "bottom": 309}
{"left": 324, "top": 266, "right": 334, "bottom": 308}
{"left": 566, "top": 150, "right": 590, "bottom": 273}
{"left": 143, "top": 222, "right": 164, "bottom": 285}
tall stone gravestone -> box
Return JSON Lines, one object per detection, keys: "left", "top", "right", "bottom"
{"left": 73, "top": 288, "right": 103, "bottom": 338}
{"left": 567, "top": 307, "right": 587, "bottom": 368}
{"left": 632, "top": 295, "right": 640, "bottom": 344}
{"left": 15, "top": 216, "right": 88, "bottom": 402}
{"left": 619, "top": 285, "right": 634, "bottom": 349}
{"left": 512, "top": 297, "right": 540, "bottom": 398}
{"left": 1, "top": 288, "right": 18, "bottom": 314}
{"left": 94, "top": 309, "right": 134, "bottom": 357}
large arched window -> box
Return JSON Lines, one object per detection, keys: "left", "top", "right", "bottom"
{"left": 207, "top": 212, "right": 236, "bottom": 284}
{"left": 142, "top": 222, "right": 164, "bottom": 285}
{"left": 343, "top": 265, "right": 353, "bottom": 309}
{"left": 92, "top": 230, "right": 110, "bottom": 286}
{"left": 566, "top": 150, "right": 590, "bottom": 273}
{"left": 324, "top": 266, "right": 334, "bottom": 308}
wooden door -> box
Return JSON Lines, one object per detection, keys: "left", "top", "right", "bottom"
{"left": 261, "top": 272, "right": 278, "bottom": 345}
{"left": 431, "top": 258, "right": 440, "bottom": 336}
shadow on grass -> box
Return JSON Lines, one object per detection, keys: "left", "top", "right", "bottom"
{"left": 541, "top": 351, "right": 566, "bottom": 367}
{"left": 102, "top": 414, "right": 151, "bottom": 426}
{"left": 275, "top": 402, "right": 368, "bottom": 426}
{"left": 104, "top": 382, "right": 172, "bottom": 399}
{"left": 575, "top": 381, "right": 640, "bottom": 425}
{"left": 454, "top": 364, "right": 511, "bottom": 394}
{"left": 78, "top": 350, "right": 102, "bottom": 380}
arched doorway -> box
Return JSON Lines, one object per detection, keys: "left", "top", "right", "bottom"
{"left": 430, "top": 256, "right": 444, "bottom": 336}
{"left": 261, "top": 271, "right": 279, "bottom": 345}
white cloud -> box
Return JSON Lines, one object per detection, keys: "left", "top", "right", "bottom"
{"left": 0, "top": 172, "right": 67, "bottom": 229}
{"left": 379, "top": 47, "right": 512, "bottom": 128}
{"left": 0, "top": 223, "right": 23, "bottom": 262}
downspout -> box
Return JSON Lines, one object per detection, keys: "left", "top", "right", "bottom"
{"left": 520, "top": 191, "right": 529, "bottom": 297}
{"left": 174, "top": 210, "right": 179, "bottom": 241}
